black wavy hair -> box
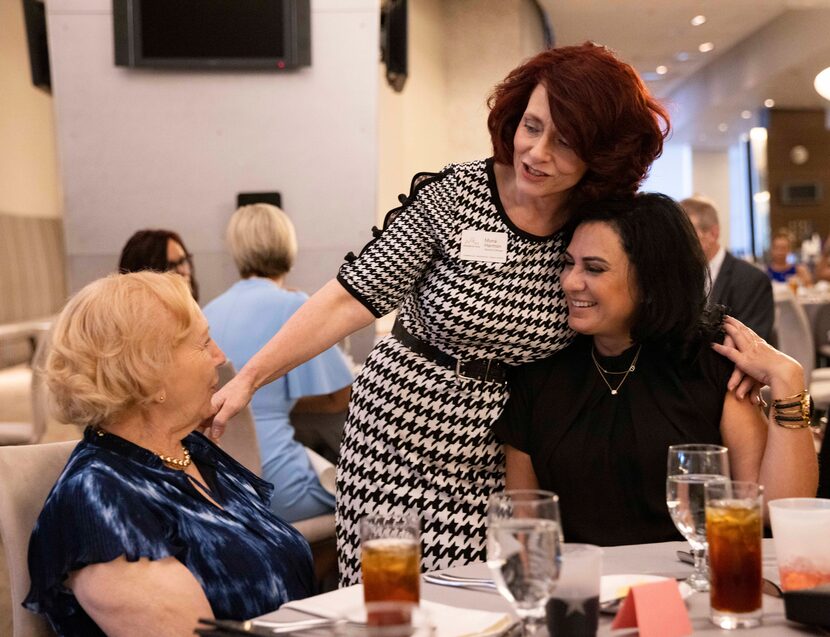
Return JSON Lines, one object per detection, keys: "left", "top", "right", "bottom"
{"left": 569, "top": 192, "right": 722, "bottom": 353}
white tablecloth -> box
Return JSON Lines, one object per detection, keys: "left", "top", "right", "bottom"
{"left": 255, "top": 539, "right": 825, "bottom": 635}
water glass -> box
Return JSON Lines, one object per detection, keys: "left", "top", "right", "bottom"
{"left": 360, "top": 512, "right": 421, "bottom": 604}
{"left": 486, "top": 489, "right": 561, "bottom": 635}
{"left": 666, "top": 443, "right": 730, "bottom": 591}
{"left": 705, "top": 480, "right": 763, "bottom": 630}
{"left": 769, "top": 497, "right": 830, "bottom": 591}
{"left": 546, "top": 544, "right": 602, "bottom": 637}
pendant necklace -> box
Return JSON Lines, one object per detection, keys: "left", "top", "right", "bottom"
{"left": 591, "top": 344, "right": 642, "bottom": 396}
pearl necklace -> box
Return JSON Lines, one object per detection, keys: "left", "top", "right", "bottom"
{"left": 94, "top": 428, "right": 192, "bottom": 469}
{"left": 591, "top": 344, "right": 642, "bottom": 396}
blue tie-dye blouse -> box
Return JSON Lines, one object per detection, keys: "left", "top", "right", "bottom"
{"left": 24, "top": 427, "right": 315, "bottom": 636}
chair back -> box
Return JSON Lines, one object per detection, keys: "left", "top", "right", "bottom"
{"left": 27, "top": 332, "right": 52, "bottom": 445}
{"left": 774, "top": 294, "right": 815, "bottom": 379}
{"left": 216, "top": 361, "right": 262, "bottom": 476}
{"left": 0, "top": 441, "right": 77, "bottom": 637}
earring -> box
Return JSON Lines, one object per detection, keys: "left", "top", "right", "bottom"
{"left": 158, "top": 392, "right": 166, "bottom": 403}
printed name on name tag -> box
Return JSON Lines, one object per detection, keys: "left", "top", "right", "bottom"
{"left": 458, "top": 230, "right": 508, "bottom": 263}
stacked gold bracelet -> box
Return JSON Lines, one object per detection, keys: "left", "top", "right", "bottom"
{"left": 772, "top": 390, "right": 811, "bottom": 429}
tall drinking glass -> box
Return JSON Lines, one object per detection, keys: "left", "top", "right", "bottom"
{"left": 486, "top": 490, "right": 561, "bottom": 636}
{"left": 360, "top": 512, "right": 421, "bottom": 605}
{"left": 666, "top": 444, "right": 730, "bottom": 592}
{"left": 705, "top": 480, "right": 763, "bottom": 630}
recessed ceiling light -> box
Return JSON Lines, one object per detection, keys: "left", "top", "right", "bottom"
{"left": 691, "top": 15, "right": 707, "bottom": 26}
{"left": 675, "top": 52, "right": 690, "bottom": 62}
{"left": 718, "top": 123, "right": 728, "bottom": 132}
{"left": 699, "top": 42, "right": 715, "bottom": 53}
{"left": 741, "top": 110, "right": 752, "bottom": 119}
{"left": 764, "top": 98, "right": 775, "bottom": 108}
{"left": 656, "top": 65, "right": 668, "bottom": 75}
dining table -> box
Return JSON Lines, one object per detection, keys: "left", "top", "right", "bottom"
{"left": 254, "top": 538, "right": 826, "bottom": 636}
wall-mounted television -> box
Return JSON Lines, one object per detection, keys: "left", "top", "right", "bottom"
{"left": 113, "top": 0, "right": 311, "bottom": 70}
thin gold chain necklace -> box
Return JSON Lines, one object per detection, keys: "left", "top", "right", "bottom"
{"left": 591, "top": 344, "right": 642, "bottom": 396}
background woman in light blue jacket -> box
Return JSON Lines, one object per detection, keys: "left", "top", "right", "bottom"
{"left": 204, "top": 203, "right": 352, "bottom": 522}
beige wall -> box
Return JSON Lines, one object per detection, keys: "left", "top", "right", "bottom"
{"left": 0, "top": 0, "right": 61, "bottom": 218}
{"left": 692, "top": 149, "right": 731, "bottom": 249}
{"left": 377, "top": 0, "right": 545, "bottom": 225}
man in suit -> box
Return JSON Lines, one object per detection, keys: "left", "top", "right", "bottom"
{"left": 681, "top": 196, "right": 774, "bottom": 341}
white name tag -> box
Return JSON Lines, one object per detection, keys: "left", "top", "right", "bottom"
{"left": 458, "top": 230, "right": 508, "bottom": 263}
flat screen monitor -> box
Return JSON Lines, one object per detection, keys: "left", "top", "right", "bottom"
{"left": 113, "top": 0, "right": 311, "bottom": 70}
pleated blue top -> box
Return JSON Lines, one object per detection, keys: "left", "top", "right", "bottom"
{"left": 24, "top": 427, "right": 314, "bottom": 636}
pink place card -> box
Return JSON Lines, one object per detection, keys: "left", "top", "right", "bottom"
{"left": 611, "top": 579, "right": 692, "bottom": 637}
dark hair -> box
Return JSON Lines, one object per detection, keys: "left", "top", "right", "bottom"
{"left": 487, "top": 42, "right": 669, "bottom": 209}
{"left": 118, "top": 229, "right": 200, "bottom": 302}
{"left": 571, "top": 193, "right": 717, "bottom": 350}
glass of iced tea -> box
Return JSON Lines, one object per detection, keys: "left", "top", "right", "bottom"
{"left": 705, "top": 480, "right": 763, "bottom": 630}
{"left": 360, "top": 512, "right": 421, "bottom": 606}
{"left": 769, "top": 498, "right": 830, "bottom": 591}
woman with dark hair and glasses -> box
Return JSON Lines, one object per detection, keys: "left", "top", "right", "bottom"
{"left": 495, "top": 193, "right": 818, "bottom": 546}
{"left": 118, "top": 229, "right": 200, "bottom": 302}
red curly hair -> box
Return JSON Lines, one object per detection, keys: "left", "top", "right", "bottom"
{"left": 487, "top": 42, "right": 669, "bottom": 207}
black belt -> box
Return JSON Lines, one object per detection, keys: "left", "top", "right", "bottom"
{"left": 391, "top": 319, "right": 509, "bottom": 384}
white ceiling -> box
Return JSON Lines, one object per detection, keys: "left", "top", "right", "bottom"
{"left": 538, "top": 0, "right": 830, "bottom": 148}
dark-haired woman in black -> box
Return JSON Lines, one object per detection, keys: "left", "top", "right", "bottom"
{"left": 495, "top": 193, "right": 817, "bottom": 545}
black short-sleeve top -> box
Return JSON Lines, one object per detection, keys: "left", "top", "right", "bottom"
{"left": 493, "top": 335, "right": 734, "bottom": 546}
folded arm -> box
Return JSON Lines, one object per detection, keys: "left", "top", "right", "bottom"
{"left": 715, "top": 316, "right": 818, "bottom": 507}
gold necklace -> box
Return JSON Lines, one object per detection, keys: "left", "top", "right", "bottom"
{"left": 591, "top": 344, "right": 642, "bottom": 396}
{"left": 94, "top": 428, "right": 192, "bottom": 469}
{"left": 156, "top": 446, "right": 192, "bottom": 469}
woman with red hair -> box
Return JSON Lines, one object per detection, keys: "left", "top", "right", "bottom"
{"left": 212, "top": 43, "right": 669, "bottom": 582}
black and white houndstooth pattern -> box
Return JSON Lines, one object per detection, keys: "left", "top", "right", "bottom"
{"left": 335, "top": 158, "right": 573, "bottom": 584}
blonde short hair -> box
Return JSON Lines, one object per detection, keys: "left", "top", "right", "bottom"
{"left": 227, "top": 204, "right": 298, "bottom": 278}
{"left": 47, "top": 272, "right": 201, "bottom": 426}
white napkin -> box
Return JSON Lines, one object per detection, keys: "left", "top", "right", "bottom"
{"left": 282, "top": 585, "right": 513, "bottom": 637}
{"left": 303, "top": 446, "right": 336, "bottom": 495}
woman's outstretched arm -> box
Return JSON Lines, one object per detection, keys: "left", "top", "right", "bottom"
{"left": 210, "top": 279, "right": 374, "bottom": 437}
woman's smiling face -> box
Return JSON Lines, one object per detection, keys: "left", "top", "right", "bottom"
{"left": 561, "top": 221, "right": 638, "bottom": 354}
{"left": 511, "top": 83, "right": 588, "bottom": 204}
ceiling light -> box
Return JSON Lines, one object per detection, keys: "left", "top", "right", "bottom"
{"left": 741, "top": 110, "right": 752, "bottom": 119}
{"left": 675, "top": 52, "right": 690, "bottom": 62}
{"left": 718, "top": 123, "right": 728, "bottom": 132}
{"left": 698, "top": 42, "right": 715, "bottom": 53}
{"left": 691, "top": 15, "right": 707, "bottom": 26}
{"left": 753, "top": 191, "right": 771, "bottom": 204}
{"left": 815, "top": 67, "right": 830, "bottom": 100}
{"left": 656, "top": 65, "right": 668, "bottom": 75}
{"left": 764, "top": 98, "right": 775, "bottom": 108}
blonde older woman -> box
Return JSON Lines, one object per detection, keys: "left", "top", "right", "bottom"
{"left": 203, "top": 203, "right": 352, "bottom": 522}
{"left": 24, "top": 272, "right": 314, "bottom": 637}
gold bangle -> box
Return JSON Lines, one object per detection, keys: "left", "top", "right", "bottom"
{"left": 772, "top": 390, "right": 808, "bottom": 408}
{"left": 772, "top": 390, "right": 811, "bottom": 429}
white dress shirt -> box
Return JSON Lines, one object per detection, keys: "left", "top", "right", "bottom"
{"left": 707, "top": 246, "right": 726, "bottom": 293}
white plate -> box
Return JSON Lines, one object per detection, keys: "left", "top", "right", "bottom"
{"left": 600, "top": 574, "right": 694, "bottom": 603}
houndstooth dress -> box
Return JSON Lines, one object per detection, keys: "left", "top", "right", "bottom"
{"left": 335, "top": 158, "right": 573, "bottom": 584}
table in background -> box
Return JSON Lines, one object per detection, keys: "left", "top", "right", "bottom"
{"left": 256, "top": 539, "right": 824, "bottom": 635}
